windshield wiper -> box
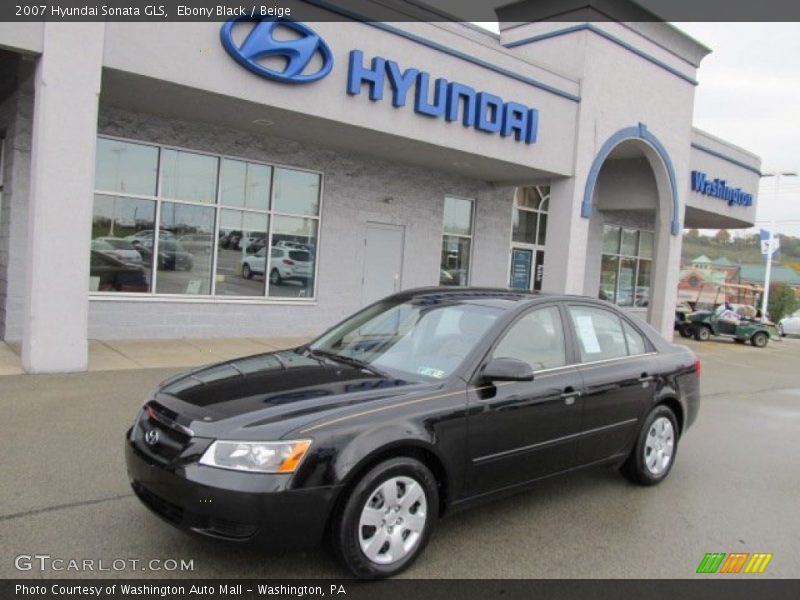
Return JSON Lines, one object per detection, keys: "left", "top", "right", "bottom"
{"left": 307, "top": 348, "right": 392, "bottom": 379}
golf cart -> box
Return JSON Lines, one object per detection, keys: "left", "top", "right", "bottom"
{"left": 687, "top": 303, "right": 771, "bottom": 347}
{"left": 679, "top": 282, "right": 772, "bottom": 347}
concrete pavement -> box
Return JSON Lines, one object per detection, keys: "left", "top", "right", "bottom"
{"left": 0, "top": 336, "right": 313, "bottom": 375}
{"left": 1, "top": 335, "right": 799, "bottom": 578}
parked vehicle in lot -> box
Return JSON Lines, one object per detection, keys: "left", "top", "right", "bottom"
{"left": 687, "top": 303, "right": 771, "bottom": 347}
{"left": 219, "top": 229, "right": 242, "bottom": 250}
{"left": 274, "top": 240, "right": 309, "bottom": 251}
{"left": 139, "top": 240, "right": 194, "bottom": 271}
{"left": 91, "top": 237, "right": 143, "bottom": 265}
{"left": 125, "top": 229, "right": 176, "bottom": 244}
{"left": 244, "top": 233, "right": 267, "bottom": 254}
{"left": 178, "top": 234, "right": 213, "bottom": 254}
{"left": 126, "top": 288, "right": 700, "bottom": 578}
{"left": 241, "top": 246, "right": 313, "bottom": 284}
{"left": 90, "top": 251, "right": 148, "bottom": 292}
{"left": 778, "top": 309, "right": 800, "bottom": 337}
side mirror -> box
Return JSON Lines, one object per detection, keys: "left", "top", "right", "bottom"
{"left": 482, "top": 357, "right": 534, "bottom": 382}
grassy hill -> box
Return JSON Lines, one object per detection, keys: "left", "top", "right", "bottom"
{"left": 681, "top": 233, "right": 800, "bottom": 269}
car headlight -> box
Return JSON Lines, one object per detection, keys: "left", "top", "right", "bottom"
{"left": 199, "top": 440, "right": 312, "bottom": 473}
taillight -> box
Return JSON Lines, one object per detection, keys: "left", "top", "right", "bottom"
{"left": 693, "top": 359, "right": 702, "bottom": 376}
{"left": 282, "top": 259, "right": 295, "bottom": 265}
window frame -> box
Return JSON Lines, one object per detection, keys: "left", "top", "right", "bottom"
{"left": 599, "top": 224, "right": 654, "bottom": 308}
{"left": 89, "top": 135, "right": 324, "bottom": 304}
{"left": 439, "top": 195, "right": 475, "bottom": 287}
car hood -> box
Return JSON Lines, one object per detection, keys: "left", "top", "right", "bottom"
{"left": 149, "top": 349, "right": 434, "bottom": 439}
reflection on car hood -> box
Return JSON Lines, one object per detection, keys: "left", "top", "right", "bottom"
{"left": 152, "top": 350, "right": 428, "bottom": 437}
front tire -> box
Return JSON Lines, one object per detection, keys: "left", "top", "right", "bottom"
{"left": 621, "top": 405, "right": 679, "bottom": 486}
{"left": 751, "top": 331, "right": 769, "bottom": 348}
{"left": 242, "top": 264, "right": 253, "bottom": 279}
{"left": 777, "top": 324, "right": 785, "bottom": 337}
{"left": 678, "top": 323, "right": 693, "bottom": 338}
{"left": 333, "top": 457, "right": 438, "bottom": 579}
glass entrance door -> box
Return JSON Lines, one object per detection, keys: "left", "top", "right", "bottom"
{"left": 509, "top": 186, "right": 549, "bottom": 292}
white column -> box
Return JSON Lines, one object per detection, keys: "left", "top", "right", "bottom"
{"left": 22, "top": 23, "right": 105, "bottom": 373}
{"left": 542, "top": 177, "right": 589, "bottom": 294}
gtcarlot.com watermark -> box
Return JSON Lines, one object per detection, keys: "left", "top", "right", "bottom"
{"left": 14, "top": 554, "right": 194, "bottom": 573}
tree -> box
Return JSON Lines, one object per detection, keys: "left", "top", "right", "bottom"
{"left": 714, "top": 229, "right": 731, "bottom": 244}
{"left": 767, "top": 282, "right": 800, "bottom": 323}
{"left": 685, "top": 229, "right": 700, "bottom": 240}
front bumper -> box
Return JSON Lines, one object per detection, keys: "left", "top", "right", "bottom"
{"left": 125, "top": 432, "right": 340, "bottom": 548}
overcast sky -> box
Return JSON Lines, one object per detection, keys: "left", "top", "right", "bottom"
{"left": 475, "top": 21, "right": 800, "bottom": 237}
{"left": 674, "top": 23, "right": 800, "bottom": 237}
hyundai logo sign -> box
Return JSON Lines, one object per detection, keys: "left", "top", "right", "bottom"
{"left": 220, "top": 18, "right": 334, "bottom": 84}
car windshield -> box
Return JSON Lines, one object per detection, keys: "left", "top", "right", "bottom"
{"left": 309, "top": 298, "right": 502, "bottom": 380}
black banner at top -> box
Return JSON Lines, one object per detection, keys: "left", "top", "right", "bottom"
{"left": 2, "top": 0, "right": 800, "bottom": 22}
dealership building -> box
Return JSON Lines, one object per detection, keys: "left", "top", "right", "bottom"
{"left": 0, "top": 0, "right": 762, "bottom": 372}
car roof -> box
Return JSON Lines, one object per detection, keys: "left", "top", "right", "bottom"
{"left": 386, "top": 287, "right": 622, "bottom": 312}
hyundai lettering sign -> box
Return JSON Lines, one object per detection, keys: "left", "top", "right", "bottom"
{"left": 221, "top": 18, "right": 540, "bottom": 145}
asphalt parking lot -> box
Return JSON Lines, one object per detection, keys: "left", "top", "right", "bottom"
{"left": 1, "top": 334, "right": 799, "bottom": 579}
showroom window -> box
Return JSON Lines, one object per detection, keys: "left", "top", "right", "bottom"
{"left": 439, "top": 196, "right": 474, "bottom": 286}
{"left": 599, "top": 225, "right": 653, "bottom": 307}
{"left": 89, "top": 137, "right": 321, "bottom": 300}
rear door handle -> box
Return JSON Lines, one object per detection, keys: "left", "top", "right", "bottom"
{"left": 638, "top": 373, "right": 655, "bottom": 383}
{"left": 560, "top": 389, "right": 581, "bottom": 405}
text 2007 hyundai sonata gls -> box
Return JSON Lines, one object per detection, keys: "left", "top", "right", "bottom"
{"left": 126, "top": 288, "right": 701, "bottom": 578}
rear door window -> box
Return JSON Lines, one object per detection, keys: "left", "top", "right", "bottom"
{"left": 568, "top": 305, "right": 628, "bottom": 362}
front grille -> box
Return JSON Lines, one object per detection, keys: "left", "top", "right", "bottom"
{"left": 135, "top": 402, "right": 192, "bottom": 462}
{"left": 132, "top": 482, "right": 184, "bottom": 524}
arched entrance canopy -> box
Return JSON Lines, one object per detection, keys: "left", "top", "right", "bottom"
{"left": 581, "top": 123, "right": 680, "bottom": 235}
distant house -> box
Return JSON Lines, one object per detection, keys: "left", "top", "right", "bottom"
{"left": 734, "top": 264, "right": 800, "bottom": 298}
{"left": 711, "top": 256, "right": 737, "bottom": 268}
{"left": 691, "top": 255, "right": 713, "bottom": 271}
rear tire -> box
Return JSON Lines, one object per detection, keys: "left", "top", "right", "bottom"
{"left": 332, "top": 457, "right": 438, "bottom": 579}
{"left": 242, "top": 264, "right": 252, "bottom": 279}
{"left": 678, "top": 323, "right": 693, "bottom": 338}
{"left": 269, "top": 268, "right": 283, "bottom": 285}
{"left": 751, "top": 331, "right": 769, "bottom": 348}
{"left": 621, "top": 405, "right": 679, "bottom": 486}
{"left": 694, "top": 326, "right": 711, "bottom": 342}
{"left": 777, "top": 324, "right": 785, "bottom": 337}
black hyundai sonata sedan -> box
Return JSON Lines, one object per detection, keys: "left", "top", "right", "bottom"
{"left": 126, "top": 288, "right": 700, "bottom": 578}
